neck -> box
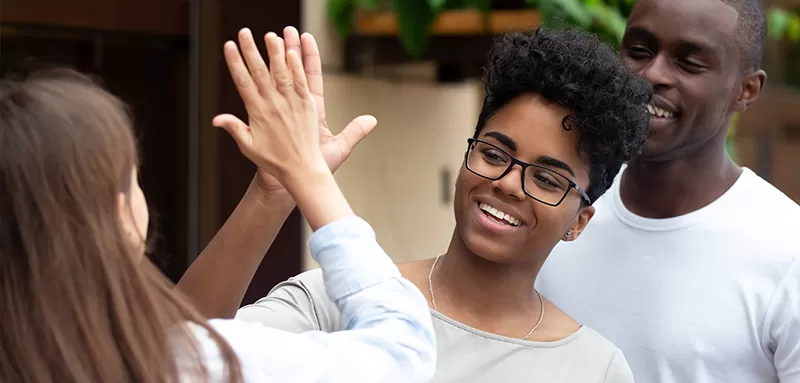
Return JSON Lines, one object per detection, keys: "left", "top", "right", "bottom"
{"left": 622, "top": 141, "right": 741, "bottom": 218}
{"left": 434, "top": 232, "right": 542, "bottom": 317}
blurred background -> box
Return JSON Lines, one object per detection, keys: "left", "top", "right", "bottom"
{"left": 2, "top": 0, "right": 798, "bottom": 306}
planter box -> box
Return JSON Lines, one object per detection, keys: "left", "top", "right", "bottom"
{"left": 355, "top": 9, "right": 541, "bottom": 36}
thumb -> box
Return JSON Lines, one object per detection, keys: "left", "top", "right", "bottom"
{"left": 336, "top": 115, "right": 377, "bottom": 153}
{"left": 213, "top": 114, "right": 253, "bottom": 150}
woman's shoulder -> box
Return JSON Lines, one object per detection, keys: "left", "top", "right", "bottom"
{"left": 234, "top": 268, "right": 340, "bottom": 332}
{"left": 539, "top": 297, "right": 620, "bottom": 353}
{"left": 397, "top": 258, "right": 437, "bottom": 291}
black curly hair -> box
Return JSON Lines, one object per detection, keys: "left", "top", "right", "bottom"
{"left": 475, "top": 27, "right": 652, "bottom": 204}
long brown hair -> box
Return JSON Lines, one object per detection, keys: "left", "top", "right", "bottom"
{"left": 0, "top": 69, "right": 242, "bottom": 382}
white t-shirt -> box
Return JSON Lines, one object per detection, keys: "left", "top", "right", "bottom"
{"left": 536, "top": 167, "right": 800, "bottom": 383}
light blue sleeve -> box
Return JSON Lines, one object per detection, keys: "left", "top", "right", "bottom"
{"left": 185, "top": 216, "right": 436, "bottom": 383}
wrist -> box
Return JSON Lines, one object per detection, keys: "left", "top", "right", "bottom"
{"left": 284, "top": 168, "right": 354, "bottom": 231}
{"left": 281, "top": 159, "right": 331, "bottom": 192}
{"left": 247, "top": 175, "right": 295, "bottom": 212}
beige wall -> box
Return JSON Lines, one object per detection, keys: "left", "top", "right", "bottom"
{"left": 302, "top": 74, "right": 483, "bottom": 269}
{"left": 300, "top": 0, "right": 484, "bottom": 269}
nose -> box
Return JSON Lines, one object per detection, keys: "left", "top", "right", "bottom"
{"left": 491, "top": 165, "right": 527, "bottom": 201}
{"left": 639, "top": 54, "right": 675, "bottom": 91}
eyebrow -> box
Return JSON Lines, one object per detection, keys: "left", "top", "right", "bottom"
{"left": 677, "top": 39, "right": 717, "bottom": 56}
{"left": 484, "top": 131, "right": 517, "bottom": 152}
{"left": 623, "top": 26, "right": 657, "bottom": 44}
{"left": 625, "top": 26, "right": 717, "bottom": 56}
{"left": 537, "top": 156, "right": 576, "bottom": 178}
{"left": 483, "top": 131, "right": 576, "bottom": 177}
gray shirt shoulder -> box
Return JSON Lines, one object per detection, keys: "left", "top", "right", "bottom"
{"left": 237, "top": 269, "right": 633, "bottom": 383}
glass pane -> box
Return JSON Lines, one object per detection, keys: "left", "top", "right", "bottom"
{"left": 524, "top": 166, "right": 569, "bottom": 205}
{"left": 468, "top": 142, "right": 510, "bottom": 179}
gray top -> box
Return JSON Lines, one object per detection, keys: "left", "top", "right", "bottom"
{"left": 237, "top": 269, "right": 634, "bottom": 383}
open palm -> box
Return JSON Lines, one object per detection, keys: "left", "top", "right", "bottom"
{"left": 229, "top": 27, "right": 377, "bottom": 194}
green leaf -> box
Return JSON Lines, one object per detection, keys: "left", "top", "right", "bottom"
{"left": 529, "top": 0, "right": 593, "bottom": 28}
{"left": 467, "top": 0, "right": 492, "bottom": 29}
{"left": 328, "top": 0, "right": 355, "bottom": 37}
{"left": 356, "top": 0, "right": 380, "bottom": 9}
{"left": 427, "top": 0, "right": 448, "bottom": 12}
{"left": 587, "top": 3, "right": 627, "bottom": 43}
{"left": 393, "top": 0, "right": 436, "bottom": 59}
{"left": 789, "top": 15, "right": 800, "bottom": 41}
{"left": 767, "top": 8, "right": 790, "bottom": 40}
{"left": 468, "top": 0, "right": 492, "bottom": 14}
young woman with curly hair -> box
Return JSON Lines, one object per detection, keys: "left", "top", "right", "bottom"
{"left": 181, "top": 26, "right": 653, "bottom": 383}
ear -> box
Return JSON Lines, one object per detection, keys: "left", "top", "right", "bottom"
{"left": 734, "top": 69, "right": 766, "bottom": 113}
{"left": 117, "top": 192, "right": 135, "bottom": 235}
{"left": 562, "top": 205, "right": 595, "bottom": 242}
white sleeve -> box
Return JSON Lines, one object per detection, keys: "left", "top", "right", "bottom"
{"left": 603, "top": 349, "right": 635, "bottom": 383}
{"left": 183, "top": 216, "right": 436, "bottom": 383}
{"left": 763, "top": 259, "right": 800, "bottom": 383}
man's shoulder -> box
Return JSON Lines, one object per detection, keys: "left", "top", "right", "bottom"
{"left": 738, "top": 168, "right": 800, "bottom": 212}
{"left": 732, "top": 169, "right": 800, "bottom": 239}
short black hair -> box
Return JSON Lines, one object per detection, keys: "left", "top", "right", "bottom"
{"left": 475, "top": 27, "right": 652, "bottom": 204}
{"left": 721, "top": 0, "right": 767, "bottom": 72}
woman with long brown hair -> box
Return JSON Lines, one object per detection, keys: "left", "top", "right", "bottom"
{"left": 0, "top": 28, "right": 435, "bottom": 383}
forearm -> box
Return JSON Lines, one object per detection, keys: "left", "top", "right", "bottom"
{"left": 177, "top": 176, "right": 296, "bottom": 318}
{"left": 284, "top": 165, "right": 354, "bottom": 232}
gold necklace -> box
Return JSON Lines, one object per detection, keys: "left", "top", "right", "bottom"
{"left": 427, "top": 255, "right": 545, "bottom": 340}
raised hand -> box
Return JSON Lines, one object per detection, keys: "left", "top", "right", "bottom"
{"left": 225, "top": 26, "right": 377, "bottom": 195}
{"left": 213, "top": 28, "right": 326, "bottom": 188}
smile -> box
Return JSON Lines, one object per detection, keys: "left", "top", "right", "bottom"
{"left": 646, "top": 103, "right": 674, "bottom": 119}
{"left": 479, "top": 202, "right": 522, "bottom": 227}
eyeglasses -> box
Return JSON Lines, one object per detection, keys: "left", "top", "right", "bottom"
{"left": 465, "top": 138, "right": 591, "bottom": 206}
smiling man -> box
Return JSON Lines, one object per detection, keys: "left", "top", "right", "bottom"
{"left": 536, "top": 0, "right": 800, "bottom": 382}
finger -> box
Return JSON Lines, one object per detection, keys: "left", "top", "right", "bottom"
{"left": 336, "top": 115, "right": 377, "bottom": 152}
{"left": 287, "top": 50, "right": 310, "bottom": 97}
{"left": 222, "top": 41, "right": 260, "bottom": 109}
{"left": 265, "top": 32, "right": 291, "bottom": 93}
{"left": 300, "top": 33, "right": 324, "bottom": 100}
{"left": 283, "top": 26, "right": 302, "bottom": 57}
{"left": 212, "top": 114, "right": 253, "bottom": 150}
{"left": 237, "top": 28, "right": 272, "bottom": 93}
{"left": 340, "top": 115, "right": 377, "bottom": 143}
{"left": 325, "top": 115, "right": 377, "bottom": 171}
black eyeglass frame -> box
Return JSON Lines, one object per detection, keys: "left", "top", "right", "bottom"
{"left": 465, "top": 138, "right": 592, "bottom": 206}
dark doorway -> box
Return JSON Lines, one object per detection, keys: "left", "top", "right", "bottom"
{"left": 1, "top": 27, "right": 191, "bottom": 282}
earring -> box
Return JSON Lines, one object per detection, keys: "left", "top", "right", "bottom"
{"left": 563, "top": 231, "right": 572, "bottom": 241}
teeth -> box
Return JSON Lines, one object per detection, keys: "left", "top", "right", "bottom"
{"left": 479, "top": 203, "right": 522, "bottom": 227}
{"left": 646, "top": 103, "right": 673, "bottom": 118}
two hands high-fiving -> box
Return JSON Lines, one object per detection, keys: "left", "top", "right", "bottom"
{"left": 214, "top": 27, "right": 373, "bottom": 229}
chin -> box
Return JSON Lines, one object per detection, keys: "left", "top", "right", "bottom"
{"left": 458, "top": 225, "right": 522, "bottom": 265}
{"left": 637, "top": 123, "right": 687, "bottom": 160}
{"left": 637, "top": 141, "right": 686, "bottom": 162}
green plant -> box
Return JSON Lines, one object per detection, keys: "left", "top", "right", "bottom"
{"left": 525, "top": 0, "right": 633, "bottom": 48}
{"left": 768, "top": 7, "right": 800, "bottom": 41}
{"left": 328, "top": 0, "right": 800, "bottom": 59}
{"left": 328, "top": 0, "right": 800, "bottom": 163}
{"left": 328, "top": 0, "right": 492, "bottom": 58}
